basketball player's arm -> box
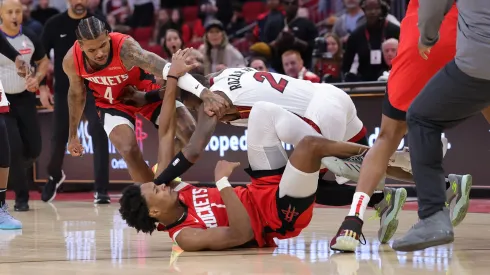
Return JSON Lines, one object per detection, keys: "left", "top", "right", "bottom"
{"left": 418, "top": 0, "right": 455, "bottom": 46}
{"left": 64, "top": 49, "right": 87, "bottom": 141}
{"left": 120, "top": 38, "right": 229, "bottom": 116}
{"left": 153, "top": 105, "right": 218, "bottom": 185}
{"left": 175, "top": 162, "right": 254, "bottom": 252}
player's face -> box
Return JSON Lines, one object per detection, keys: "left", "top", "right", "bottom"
{"left": 207, "top": 27, "right": 224, "bottom": 47}
{"left": 326, "top": 36, "right": 339, "bottom": 55}
{"left": 140, "top": 182, "right": 178, "bottom": 220}
{"left": 165, "top": 30, "right": 182, "bottom": 54}
{"left": 250, "top": 59, "right": 268, "bottom": 72}
{"left": 69, "top": 0, "right": 88, "bottom": 15}
{"left": 364, "top": 0, "right": 382, "bottom": 25}
{"left": 282, "top": 54, "right": 302, "bottom": 78}
{"left": 0, "top": 0, "right": 23, "bottom": 32}
{"left": 80, "top": 33, "right": 111, "bottom": 66}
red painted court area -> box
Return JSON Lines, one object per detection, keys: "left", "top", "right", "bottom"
{"left": 6, "top": 191, "right": 490, "bottom": 213}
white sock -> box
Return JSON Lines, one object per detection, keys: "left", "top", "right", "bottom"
{"left": 348, "top": 192, "right": 370, "bottom": 220}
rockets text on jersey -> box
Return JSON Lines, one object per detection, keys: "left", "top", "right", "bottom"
{"left": 209, "top": 68, "right": 317, "bottom": 125}
{"left": 72, "top": 32, "right": 145, "bottom": 109}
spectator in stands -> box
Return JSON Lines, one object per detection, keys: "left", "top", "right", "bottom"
{"left": 342, "top": 0, "right": 399, "bottom": 81}
{"left": 314, "top": 33, "right": 343, "bottom": 82}
{"left": 88, "top": 0, "right": 104, "bottom": 18}
{"left": 198, "top": 0, "right": 233, "bottom": 28}
{"left": 332, "top": 0, "right": 363, "bottom": 44}
{"left": 249, "top": 56, "right": 269, "bottom": 72}
{"left": 253, "top": 0, "right": 283, "bottom": 42}
{"left": 378, "top": 37, "right": 398, "bottom": 81}
{"left": 30, "top": 0, "right": 59, "bottom": 25}
{"left": 226, "top": 2, "right": 246, "bottom": 40}
{"left": 381, "top": 37, "right": 397, "bottom": 67}
{"left": 103, "top": 0, "right": 131, "bottom": 24}
{"left": 199, "top": 20, "right": 246, "bottom": 74}
{"left": 152, "top": 9, "right": 170, "bottom": 45}
{"left": 282, "top": 50, "right": 320, "bottom": 83}
{"left": 22, "top": 4, "right": 43, "bottom": 34}
{"left": 266, "top": 0, "right": 318, "bottom": 74}
{"left": 168, "top": 8, "right": 191, "bottom": 44}
{"left": 162, "top": 29, "right": 183, "bottom": 57}
{"left": 106, "top": 13, "right": 131, "bottom": 33}
{"left": 128, "top": 0, "right": 158, "bottom": 27}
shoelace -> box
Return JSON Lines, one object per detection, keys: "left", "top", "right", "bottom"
{"left": 368, "top": 192, "right": 392, "bottom": 221}
{"left": 0, "top": 203, "right": 13, "bottom": 218}
{"left": 344, "top": 154, "right": 365, "bottom": 164}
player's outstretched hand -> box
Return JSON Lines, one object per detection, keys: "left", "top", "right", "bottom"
{"left": 168, "top": 48, "right": 200, "bottom": 77}
{"left": 214, "top": 160, "right": 240, "bottom": 181}
{"left": 120, "top": 85, "right": 147, "bottom": 107}
{"left": 67, "top": 137, "right": 84, "bottom": 157}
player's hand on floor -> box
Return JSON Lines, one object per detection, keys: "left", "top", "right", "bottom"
{"left": 120, "top": 85, "right": 147, "bottom": 107}
{"left": 168, "top": 48, "right": 200, "bottom": 77}
{"left": 67, "top": 137, "right": 84, "bottom": 157}
{"left": 214, "top": 160, "right": 240, "bottom": 181}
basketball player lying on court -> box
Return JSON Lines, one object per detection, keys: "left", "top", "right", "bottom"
{"left": 64, "top": 16, "right": 228, "bottom": 186}
{"left": 122, "top": 66, "right": 424, "bottom": 244}
{"left": 118, "top": 49, "right": 384, "bottom": 251}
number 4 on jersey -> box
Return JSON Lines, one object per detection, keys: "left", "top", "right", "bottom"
{"left": 253, "top": 72, "right": 289, "bottom": 93}
{"left": 104, "top": 87, "right": 114, "bottom": 104}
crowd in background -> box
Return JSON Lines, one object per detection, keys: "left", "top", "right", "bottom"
{"left": 22, "top": 0, "right": 408, "bottom": 92}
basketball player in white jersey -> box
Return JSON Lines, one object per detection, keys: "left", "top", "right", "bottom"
{"left": 123, "top": 67, "right": 411, "bottom": 244}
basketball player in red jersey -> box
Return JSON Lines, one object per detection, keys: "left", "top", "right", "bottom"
{"left": 64, "top": 16, "right": 227, "bottom": 184}
{"left": 119, "top": 49, "right": 384, "bottom": 251}
{"left": 329, "top": 0, "right": 488, "bottom": 252}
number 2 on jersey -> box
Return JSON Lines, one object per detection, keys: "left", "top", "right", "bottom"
{"left": 253, "top": 72, "right": 289, "bottom": 93}
{"left": 104, "top": 87, "right": 114, "bottom": 104}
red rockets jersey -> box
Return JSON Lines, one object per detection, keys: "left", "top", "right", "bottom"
{"left": 156, "top": 182, "right": 278, "bottom": 248}
{"left": 72, "top": 32, "right": 160, "bottom": 118}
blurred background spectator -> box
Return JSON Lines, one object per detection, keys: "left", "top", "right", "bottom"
{"left": 342, "top": 0, "right": 399, "bottom": 81}
{"left": 199, "top": 20, "right": 246, "bottom": 74}
{"left": 30, "top": 0, "right": 59, "bottom": 25}
{"left": 282, "top": 50, "right": 320, "bottom": 82}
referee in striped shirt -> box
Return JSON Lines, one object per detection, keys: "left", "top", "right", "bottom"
{"left": 0, "top": 0, "right": 49, "bottom": 211}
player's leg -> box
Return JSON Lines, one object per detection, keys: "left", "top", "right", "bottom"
{"left": 84, "top": 92, "right": 110, "bottom": 204}
{"left": 102, "top": 110, "right": 154, "bottom": 184}
{"left": 0, "top": 114, "right": 22, "bottom": 229}
{"left": 42, "top": 90, "right": 68, "bottom": 202}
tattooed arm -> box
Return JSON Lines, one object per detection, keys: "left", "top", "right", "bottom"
{"left": 120, "top": 38, "right": 230, "bottom": 117}
{"left": 120, "top": 37, "right": 168, "bottom": 78}
{"left": 64, "top": 48, "right": 87, "bottom": 156}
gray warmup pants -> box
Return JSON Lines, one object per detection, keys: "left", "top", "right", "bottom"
{"left": 407, "top": 60, "right": 490, "bottom": 219}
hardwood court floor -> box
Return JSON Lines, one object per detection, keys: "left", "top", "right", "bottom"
{"left": 0, "top": 200, "right": 487, "bottom": 275}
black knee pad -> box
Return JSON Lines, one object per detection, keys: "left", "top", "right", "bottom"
{"left": 0, "top": 115, "right": 10, "bottom": 168}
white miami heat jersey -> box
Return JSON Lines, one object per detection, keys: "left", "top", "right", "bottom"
{"left": 0, "top": 81, "right": 9, "bottom": 113}
{"left": 209, "top": 68, "right": 317, "bottom": 126}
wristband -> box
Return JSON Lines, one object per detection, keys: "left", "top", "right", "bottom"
{"left": 154, "top": 151, "right": 193, "bottom": 185}
{"left": 216, "top": 177, "right": 231, "bottom": 191}
{"left": 161, "top": 63, "right": 204, "bottom": 98}
{"left": 144, "top": 89, "right": 162, "bottom": 103}
{"left": 167, "top": 75, "right": 178, "bottom": 81}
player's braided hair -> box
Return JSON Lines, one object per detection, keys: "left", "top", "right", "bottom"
{"left": 119, "top": 184, "right": 158, "bottom": 234}
{"left": 75, "top": 16, "right": 107, "bottom": 41}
